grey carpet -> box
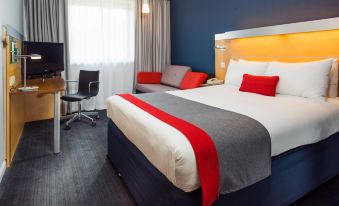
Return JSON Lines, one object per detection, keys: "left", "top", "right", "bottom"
{"left": 0, "top": 110, "right": 338, "bottom": 206}
{"left": 0, "top": 110, "right": 135, "bottom": 206}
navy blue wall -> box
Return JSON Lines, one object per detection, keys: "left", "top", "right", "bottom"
{"left": 171, "top": 0, "right": 339, "bottom": 74}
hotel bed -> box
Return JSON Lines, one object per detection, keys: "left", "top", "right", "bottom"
{"left": 106, "top": 19, "right": 339, "bottom": 205}
{"left": 106, "top": 85, "right": 339, "bottom": 206}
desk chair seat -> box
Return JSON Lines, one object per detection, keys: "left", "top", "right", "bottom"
{"left": 61, "top": 93, "right": 89, "bottom": 102}
{"left": 61, "top": 70, "right": 100, "bottom": 130}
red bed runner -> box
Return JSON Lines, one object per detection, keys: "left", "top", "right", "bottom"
{"left": 118, "top": 94, "right": 220, "bottom": 206}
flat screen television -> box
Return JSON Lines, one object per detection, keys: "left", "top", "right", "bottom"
{"left": 23, "top": 41, "right": 64, "bottom": 77}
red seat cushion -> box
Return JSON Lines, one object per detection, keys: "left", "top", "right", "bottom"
{"left": 179, "top": 72, "right": 208, "bottom": 90}
{"left": 239, "top": 74, "right": 280, "bottom": 96}
{"left": 137, "top": 72, "right": 162, "bottom": 84}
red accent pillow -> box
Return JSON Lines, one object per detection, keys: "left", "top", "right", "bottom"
{"left": 179, "top": 72, "right": 208, "bottom": 90}
{"left": 239, "top": 74, "right": 280, "bottom": 96}
{"left": 137, "top": 72, "right": 162, "bottom": 84}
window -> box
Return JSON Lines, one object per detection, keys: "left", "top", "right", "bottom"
{"left": 68, "top": 0, "right": 135, "bottom": 65}
{"left": 67, "top": 0, "right": 136, "bottom": 110}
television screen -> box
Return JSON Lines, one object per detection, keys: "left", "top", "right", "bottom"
{"left": 23, "top": 41, "right": 65, "bottom": 76}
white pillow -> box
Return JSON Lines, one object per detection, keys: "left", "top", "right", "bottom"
{"left": 225, "top": 59, "right": 269, "bottom": 87}
{"left": 265, "top": 59, "right": 334, "bottom": 99}
{"left": 239, "top": 59, "right": 339, "bottom": 98}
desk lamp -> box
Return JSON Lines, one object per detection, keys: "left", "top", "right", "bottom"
{"left": 14, "top": 54, "right": 42, "bottom": 91}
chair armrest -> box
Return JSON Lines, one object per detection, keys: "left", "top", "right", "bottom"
{"left": 137, "top": 72, "right": 162, "bottom": 84}
{"left": 89, "top": 81, "right": 100, "bottom": 96}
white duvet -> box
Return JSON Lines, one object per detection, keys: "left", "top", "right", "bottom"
{"left": 106, "top": 85, "right": 339, "bottom": 192}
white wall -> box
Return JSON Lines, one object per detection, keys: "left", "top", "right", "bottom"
{"left": 0, "top": 0, "right": 23, "bottom": 167}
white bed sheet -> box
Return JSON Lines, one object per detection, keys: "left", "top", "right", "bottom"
{"left": 106, "top": 85, "right": 339, "bottom": 192}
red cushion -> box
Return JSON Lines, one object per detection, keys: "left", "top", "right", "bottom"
{"left": 179, "top": 72, "right": 208, "bottom": 90}
{"left": 137, "top": 72, "right": 162, "bottom": 84}
{"left": 239, "top": 74, "right": 280, "bottom": 96}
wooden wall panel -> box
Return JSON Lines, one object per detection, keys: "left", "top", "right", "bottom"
{"left": 215, "top": 39, "right": 230, "bottom": 80}
{"left": 4, "top": 34, "right": 25, "bottom": 165}
{"left": 9, "top": 95, "right": 25, "bottom": 161}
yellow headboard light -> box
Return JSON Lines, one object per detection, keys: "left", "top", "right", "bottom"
{"left": 215, "top": 18, "right": 339, "bottom": 81}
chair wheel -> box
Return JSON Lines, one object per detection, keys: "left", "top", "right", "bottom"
{"left": 91, "top": 121, "right": 96, "bottom": 127}
{"left": 65, "top": 125, "right": 71, "bottom": 130}
{"left": 96, "top": 115, "right": 100, "bottom": 120}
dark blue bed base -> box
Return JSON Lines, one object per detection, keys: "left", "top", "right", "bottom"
{"left": 107, "top": 120, "right": 339, "bottom": 206}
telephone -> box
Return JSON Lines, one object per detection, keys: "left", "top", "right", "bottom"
{"left": 207, "top": 78, "right": 224, "bottom": 85}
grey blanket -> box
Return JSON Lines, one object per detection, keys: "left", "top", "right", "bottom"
{"left": 135, "top": 93, "right": 271, "bottom": 194}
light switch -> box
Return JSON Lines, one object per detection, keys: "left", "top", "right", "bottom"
{"left": 220, "top": 62, "right": 226, "bottom": 69}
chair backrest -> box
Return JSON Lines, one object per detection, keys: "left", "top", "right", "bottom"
{"left": 78, "top": 70, "right": 99, "bottom": 97}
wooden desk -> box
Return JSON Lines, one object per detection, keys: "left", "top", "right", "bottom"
{"left": 11, "top": 77, "right": 65, "bottom": 154}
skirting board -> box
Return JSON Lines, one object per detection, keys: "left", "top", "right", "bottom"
{"left": 0, "top": 160, "right": 6, "bottom": 183}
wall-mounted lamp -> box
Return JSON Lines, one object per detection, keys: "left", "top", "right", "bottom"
{"left": 142, "top": 0, "right": 150, "bottom": 14}
{"left": 14, "top": 54, "right": 42, "bottom": 91}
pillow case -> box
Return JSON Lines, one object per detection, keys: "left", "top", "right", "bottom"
{"left": 239, "top": 74, "right": 280, "bottom": 96}
{"left": 179, "top": 72, "right": 208, "bottom": 90}
{"left": 265, "top": 59, "right": 334, "bottom": 99}
{"left": 225, "top": 59, "right": 269, "bottom": 87}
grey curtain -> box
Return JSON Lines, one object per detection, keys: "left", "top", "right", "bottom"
{"left": 23, "top": 0, "right": 68, "bottom": 43}
{"left": 23, "top": 0, "right": 69, "bottom": 74}
{"left": 135, "top": 0, "right": 171, "bottom": 73}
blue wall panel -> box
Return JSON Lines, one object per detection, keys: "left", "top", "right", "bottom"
{"left": 171, "top": 0, "right": 339, "bottom": 74}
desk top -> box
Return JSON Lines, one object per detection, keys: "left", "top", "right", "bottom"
{"left": 11, "top": 77, "right": 65, "bottom": 95}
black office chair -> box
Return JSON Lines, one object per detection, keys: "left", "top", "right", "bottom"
{"left": 61, "top": 70, "right": 100, "bottom": 130}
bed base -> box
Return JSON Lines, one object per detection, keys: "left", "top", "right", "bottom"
{"left": 107, "top": 120, "right": 339, "bottom": 206}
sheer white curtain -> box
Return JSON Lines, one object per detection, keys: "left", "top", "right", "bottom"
{"left": 68, "top": 0, "right": 136, "bottom": 111}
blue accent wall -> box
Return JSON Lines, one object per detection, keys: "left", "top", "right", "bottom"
{"left": 171, "top": 0, "right": 339, "bottom": 74}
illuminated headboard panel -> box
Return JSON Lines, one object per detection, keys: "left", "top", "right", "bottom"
{"left": 215, "top": 18, "right": 339, "bottom": 81}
